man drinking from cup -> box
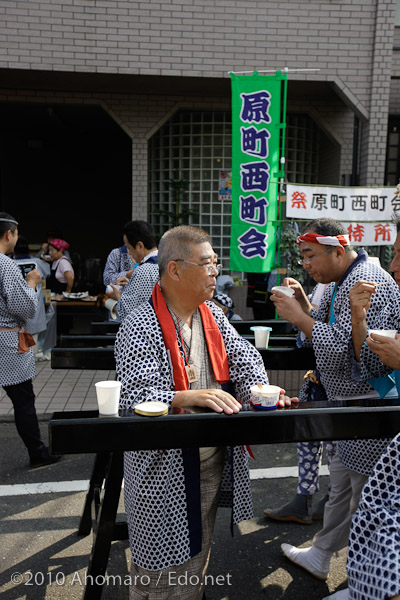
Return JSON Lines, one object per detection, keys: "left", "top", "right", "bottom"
{"left": 325, "top": 216, "right": 400, "bottom": 600}
{"left": 268, "top": 217, "right": 400, "bottom": 581}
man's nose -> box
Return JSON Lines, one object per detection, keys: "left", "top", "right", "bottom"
{"left": 390, "top": 257, "right": 400, "bottom": 272}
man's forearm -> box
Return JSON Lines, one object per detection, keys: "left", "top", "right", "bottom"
{"left": 352, "top": 316, "right": 368, "bottom": 362}
{"left": 291, "top": 312, "right": 315, "bottom": 341}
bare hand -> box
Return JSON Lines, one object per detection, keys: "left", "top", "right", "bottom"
{"left": 350, "top": 281, "right": 377, "bottom": 323}
{"left": 277, "top": 388, "right": 299, "bottom": 407}
{"left": 172, "top": 388, "right": 242, "bottom": 414}
{"left": 25, "top": 268, "right": 41, "bottom": 290}
{"left": 115, "top": 276, "right": 129, "bottom": 287}
{"left": 366, "top": 333, "right": 400, "bottom": 370}
{"left": 106, "top": 284, "right": 122, "bottom": 301}
{"left": 270, "top": 289, "right": 303, "bottom": 322}
{"left": 282, "top": 277, "right": 303, "bottom": 299}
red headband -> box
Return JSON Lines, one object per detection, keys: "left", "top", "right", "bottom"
{"left": 50, "top": 238, "right": 70, "bottom": 251}
{"left": 296, "top": 232, "right": 350, "bottom": 247}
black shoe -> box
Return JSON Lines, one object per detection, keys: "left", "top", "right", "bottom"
{"left": 264, "top": 494, "right": 313, "bottom": 524}
{"left": 30, "top": 449, "right": 62, "bottom": 468}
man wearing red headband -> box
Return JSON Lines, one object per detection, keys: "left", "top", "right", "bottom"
{"left": 115, "top": 225, "right": 297, "bottom": 599}
{"left": 268, "top": 217, "right": 400, "bottom": 581}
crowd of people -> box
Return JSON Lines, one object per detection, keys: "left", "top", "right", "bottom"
{"left": 1, "top": 209, "right": 400, "bottom": 599}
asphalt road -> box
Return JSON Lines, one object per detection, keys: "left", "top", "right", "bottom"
{"left": 0, "top": 420, "right": 347, "bottom": 600}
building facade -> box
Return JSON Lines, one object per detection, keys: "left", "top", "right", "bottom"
{"left": 0, "top": 0, "right": 399, "bottom": 265}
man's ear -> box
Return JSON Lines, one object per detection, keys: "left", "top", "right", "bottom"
{"left": 336, "top": 245, "right": 346, "bottom": 258}
{"left": 166, "top": 260, "right": 180, "bottom": 281}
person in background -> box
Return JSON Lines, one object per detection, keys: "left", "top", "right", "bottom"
{"left": 103, "top": 243, "right": 136, "bottom": 287}
{"left": 37, "top": 231, "right": 71, "bottom": 263}
{"left": 211, "top": 292, "right": 243, "bottom": 321}
{"left": 104, "top": 220, "right": 158, "bottom": 321}
{"left": 0, "top": 212, "right": 59, "bottom": 468}
{"left": 47, "top": 238, "right": 74, "bottom": 294}
{"left": 13, "top": 235, "right": 48, "bottom": 353}
{"left": 264, "top": 281, "right": 333, "bottom": 526}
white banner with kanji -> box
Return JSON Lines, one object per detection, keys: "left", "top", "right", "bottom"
{"left": 342, "top": 222, "right": 397, "bottom": 246}
{"left": 286, "top": 183, "right": 400, "bottom": 222}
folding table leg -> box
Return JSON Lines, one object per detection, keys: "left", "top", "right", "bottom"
{"left": 82, "top": 451, "right": 124, "bottom": 600}
{"left": 78, "top": 452, "right": 110, "bottom": 537}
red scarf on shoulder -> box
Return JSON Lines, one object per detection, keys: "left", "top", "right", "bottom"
{"left": 151, "top": 283, "right": 230, "bottom": 390}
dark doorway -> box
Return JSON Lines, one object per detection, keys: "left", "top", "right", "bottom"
{"left": 0, "top": 102, "right": 132, "bottom": 269}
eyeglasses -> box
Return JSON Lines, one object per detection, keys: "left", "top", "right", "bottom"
{"left": 174, "top": 259, "right": 222, "bottom": 275}
{"left": 297, "top": 252, "right": 327, "bottom": 266}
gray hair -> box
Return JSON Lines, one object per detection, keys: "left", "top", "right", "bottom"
{"left": 158, "top": 225, "right": 211, "bottom": 277}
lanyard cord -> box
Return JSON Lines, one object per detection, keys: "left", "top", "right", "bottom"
{"left": 171, "top": 310, "right": 190, "bottom": 367}
{"left": 327, "top": 284, "right": 338, "bottom": 325}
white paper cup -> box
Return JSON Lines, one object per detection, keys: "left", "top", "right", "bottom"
{"left": 250, "top": 326, "right": 272, "bottom": 349}
{"left": 250, "top": 384, "right": 281, "bottom": 410}
{"left": 271, "top": 286, "right": 295, "bottom": 297}
{"left": 369, "top": 329, "right": 397, "bottom": 341}
{"left": 95, "top": 380, "right": 121, "bottom": 416}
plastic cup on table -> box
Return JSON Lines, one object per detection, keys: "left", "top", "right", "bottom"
{"left": 250, "top": 326, "right": 272, "bottom": 349}
{"left": 95, "top": 380, "right": 121, "bottom": 416}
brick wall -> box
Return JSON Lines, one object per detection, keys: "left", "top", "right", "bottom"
{"left": 0, "top": 0, "right": 392, "bottom": 113}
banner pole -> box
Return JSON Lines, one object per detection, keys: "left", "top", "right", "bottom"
{"left": 276, "top": 69, "right": 288, "bottom": 291}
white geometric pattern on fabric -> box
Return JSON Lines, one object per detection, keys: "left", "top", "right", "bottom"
{"left": 347, "top": 433, "right": 400, "bottom": 600}
{"left": 115, "top": 299, "right": 267, "bottom": 570}
{"left": 0, "top": 253, "right": 37, "bottom": 386}
{"left": 299, "top": 255, "right": 400, "bottom": 476}
{"left": 116, "top": 251, "right": 159, "bottom": 321}
{"left": 103, "top": 246, "right": 136, "bottom": 286}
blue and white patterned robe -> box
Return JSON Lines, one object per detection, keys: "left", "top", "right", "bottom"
{"left": 300, "top": 253, "right": 400, "bottom": 475}
{"left": 103, "top": 246, "right": 136, "bottom": 286}
{"left": 115, "top": 300, "right": 268, "bottom": 571}
{"left": 347, "top": 432, "right": 400, "bottom": 600}
{"left": 116, "top": 251, "right": 159, "bottom": 321}
{"left": 0, "top": 253, "right": 38, "bottom": 386}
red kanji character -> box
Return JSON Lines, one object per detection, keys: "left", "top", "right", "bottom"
{"left": 291, "top": 191, "right": 307, "bottom": 210}
{"left": 374, "top": 224, "right": 391, "bottom": 243}
{"left": 347, "top": 224, "right": 364, "bottom": 243}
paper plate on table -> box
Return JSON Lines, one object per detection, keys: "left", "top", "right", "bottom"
{"left": 134, "top": 401, "right": 168, "bottom": 416}
{"left": 62, "top": 291, "right": 89, "bottom": 299}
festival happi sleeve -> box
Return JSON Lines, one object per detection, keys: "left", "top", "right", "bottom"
{"left": 2, "top": 258, "right": 38, "bottom": 323}
{"left": 349, "top": 302, "right": 400, "bottom": 383}
{"left": 114, "top": 303, "right": 177, "bottom": 409}
{"left": 103, "top": 248, "right": 127, "bottom": 286}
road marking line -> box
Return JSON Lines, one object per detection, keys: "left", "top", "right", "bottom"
{"left": 0, "top": 466, "right": 329, "bottom": 496}
{"left": 249, "top": 465, "right": 329, "bottom": 480}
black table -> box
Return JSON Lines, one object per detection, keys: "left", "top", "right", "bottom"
{"left": 58, "top": 333, "right": 296, "bottom": 348}
{"left": 49, "top": 399, "right": 400, "bottom": 600}
{"left": 90, "top": 319, "right": 295, "bottom": 336}
{"left": 51, "top": 346, "right": 314, "bottom": 370}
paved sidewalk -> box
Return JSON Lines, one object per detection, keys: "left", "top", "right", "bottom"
{"left": 0, "top": 360, "right": 115, "bottom": 418}
{"left": 0, "top": 357, "right": 303, "bottom": 419}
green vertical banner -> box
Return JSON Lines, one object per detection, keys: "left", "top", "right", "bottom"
{"left": 229, "top": 72, "right": 284, "bottom": 272}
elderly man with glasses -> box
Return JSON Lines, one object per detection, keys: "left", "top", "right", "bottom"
{"left": 115, "top": 225, "right": 297, "bottom": 600}
{"left": 266, "top": 217, "right": 400, "bottom": 582}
